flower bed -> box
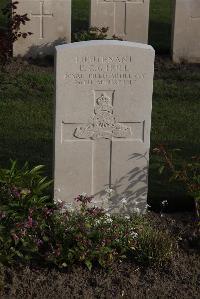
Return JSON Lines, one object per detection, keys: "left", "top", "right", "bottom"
{"left": 0, "top": 162, "right": 174, "bottom": 271}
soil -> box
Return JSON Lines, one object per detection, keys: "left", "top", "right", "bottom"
{"left": 1, "top": 212, "right": 199, "bottom": 299}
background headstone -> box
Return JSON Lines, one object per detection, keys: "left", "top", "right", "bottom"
{"left": 172, "top": 0, "right": 200, "bottom": 63}
{"left": 13, "top": 0, "right": 71, "bottom": 58}
{"left": 90, "top": 0, "right": 150, "bottom": 43}
{"left": 54, "top": 40, "right": 154, "bottom": 214}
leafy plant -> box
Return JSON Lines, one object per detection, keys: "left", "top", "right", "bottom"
{"left": 0, "top": 160, "right": 54, "bottom": 264}
{"left": 0, "top": 263, "right": 4, "bottom": 293}
{"left": 0, "top": 161, "right": 173, "bottom": 269}
{"left": 153, "top": 145, "right": 200, "bottom": 221}
{"left": 73, "top": 26, "right": 121, "bottom": 42}
{"left": 135, "top": 226, "right": 173, "bottom": 266}
{"left": 0, "top": 1, "right": 32, "bottom": 64}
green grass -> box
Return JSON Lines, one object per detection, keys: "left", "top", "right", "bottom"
{"left": 149, "top": 61, "right": 200, "bottom": 206}
{"left": 0, "top": 0, "right": 199, "bottom": 208}
{"left": 0, "top": 60, "right": 200, "bottom": 208}
{"left": 72, "top": 0, "right": 90, "bottom": 33}
{"left": 0, "top": 65, "right": 54, "bottom": 175}
{"left": 0, "top": 0, "right": 7, "bottom": 29}
{"left": 149, "top": 0, "right": 172, "bottom": 53}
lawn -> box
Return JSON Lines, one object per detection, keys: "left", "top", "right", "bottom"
{"left": 0, "top": 0, "right": 7, "bottom": 29}
{"left": 0, "top": 0, "right": 199, "bottom": 208}
{"left": 0, "top": 63, "right": 54, "bottom": 173}
{"left": 149, "top": 0, "right": 172, "bottom": 53}
{"left": 0, "top": 58, "right": 200, "bottom": 209}
{"left": 72, "top": 0, "right": 90, "bottom": 33}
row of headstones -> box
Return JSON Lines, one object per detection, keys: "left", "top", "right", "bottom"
{"left": 13, "top": 0, "right": 200, "bottom": 63}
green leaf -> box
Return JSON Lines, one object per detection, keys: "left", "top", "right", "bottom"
{"left": 39, "top": 180, "right": 53, "bottom": 190}
{"left": 0, "top": 225, "right": 5, "bottom": 231}
{"left": 43, "top": 236, "right": 49, "bottom": 242}
{"left": 30, "top": 165, "right": 44, "bottom": 174}
{"left": 10, "top": 160, "right": 17, "bottom": 173}
{"left": 159, "top": 165, "right": 165, "bottom": 174}
{"left": 85, "top": 260, "right": 92, "bottom": 271}
{"left": 38, "top": 177, "right": 48, "bottom": 185}
{"left": 172, "top": 148, "right": 181, "bottom": 152}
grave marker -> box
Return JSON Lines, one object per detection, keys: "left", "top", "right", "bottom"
{"left": 172, "top": 0, "right": 200, "bottom": 63}
{"left": 54, "top": 40, "right": 155, "bottom": 214}
{"left": 90, "top": 0, "right": 150, "bottom": 43}
{"left": 30, "top": 1, "right": 53, "bottom": 39}
{"left": 13, "top": 0, "right": 71, "bottom": 57}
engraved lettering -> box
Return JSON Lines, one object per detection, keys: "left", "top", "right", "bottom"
{"left": 75, "top": 56, "right": 132, "bottom": 64}
{"left": 65, "top": 55, "right": 145, "bottom": 86}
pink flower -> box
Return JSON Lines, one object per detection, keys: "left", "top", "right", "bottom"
{"left": 75, "top": 194, "right": 93, "bottom": 205}
{"left": 36, "top": 239, "right": 43, "bottom": 247}
{"left": 29, "top": 208, "right": 34, "bottom": 216}
{"left": 12, "top": 233, "right": 19, "bottom": 241}
{"left": 0, "top": 211, "right": 6, "bottom": 220}
{"left": 24, "top": 216, "right": 37, "bottom": 228}
{"left": 43, "top": 207, "right": 54, "bottom": 218}
{"left": 54, "top": 246, "right": 61, "bottom": 257}
{"left": 11, "top": 186, "right": 20, "bottom": 199}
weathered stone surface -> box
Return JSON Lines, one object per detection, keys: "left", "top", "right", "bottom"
{"left": 13, "top": 0, "right": 71, "bottom": 58}
{"left": 54, "top": 40, "right": 154, "bottom": 214}
{"left": 172, "top": 0, "right": 200, "bottom": 63}
{"left": 90, "top": 0, "right": 150, "bottom": 43}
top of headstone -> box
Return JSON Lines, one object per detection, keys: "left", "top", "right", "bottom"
{"left": 56, "top": 40, "right": 154, "bottom": 52}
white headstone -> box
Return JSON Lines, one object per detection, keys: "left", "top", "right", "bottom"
{"left": 90, "top": 0, "right": 150, "bottom": 43}
{"left": 172, "top": 0, "right": 200, "bottom": 63}
{"left": 54, "top": 40, "right": 154, "bottom": 214}
{"left": 13, "top": 0, "right": 71, "bottom": 58}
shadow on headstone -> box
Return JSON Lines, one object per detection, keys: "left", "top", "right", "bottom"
{"left": 95, "top": 152, "right": 148, "bottom": 215}
{"left": 15, "top": 38, "right": 66, "bottom": 66}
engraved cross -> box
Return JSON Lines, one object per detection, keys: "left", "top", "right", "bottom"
{"left": 100, "top": 0, "right": 144, "bottom": 36}
{"left": 103, "top": 0, "right": 129, "bottom": 36}
{"left": 191, "top": 4, "right": 200, "bottom": 21}
{"left": 61, "top": 91, "right": 144, "bottom": 194}
{"left": 31, "top": 1, "right": 53, "bottom": 39}
{"left": 191, "top": 15, "right": 200, "bottom": 21}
